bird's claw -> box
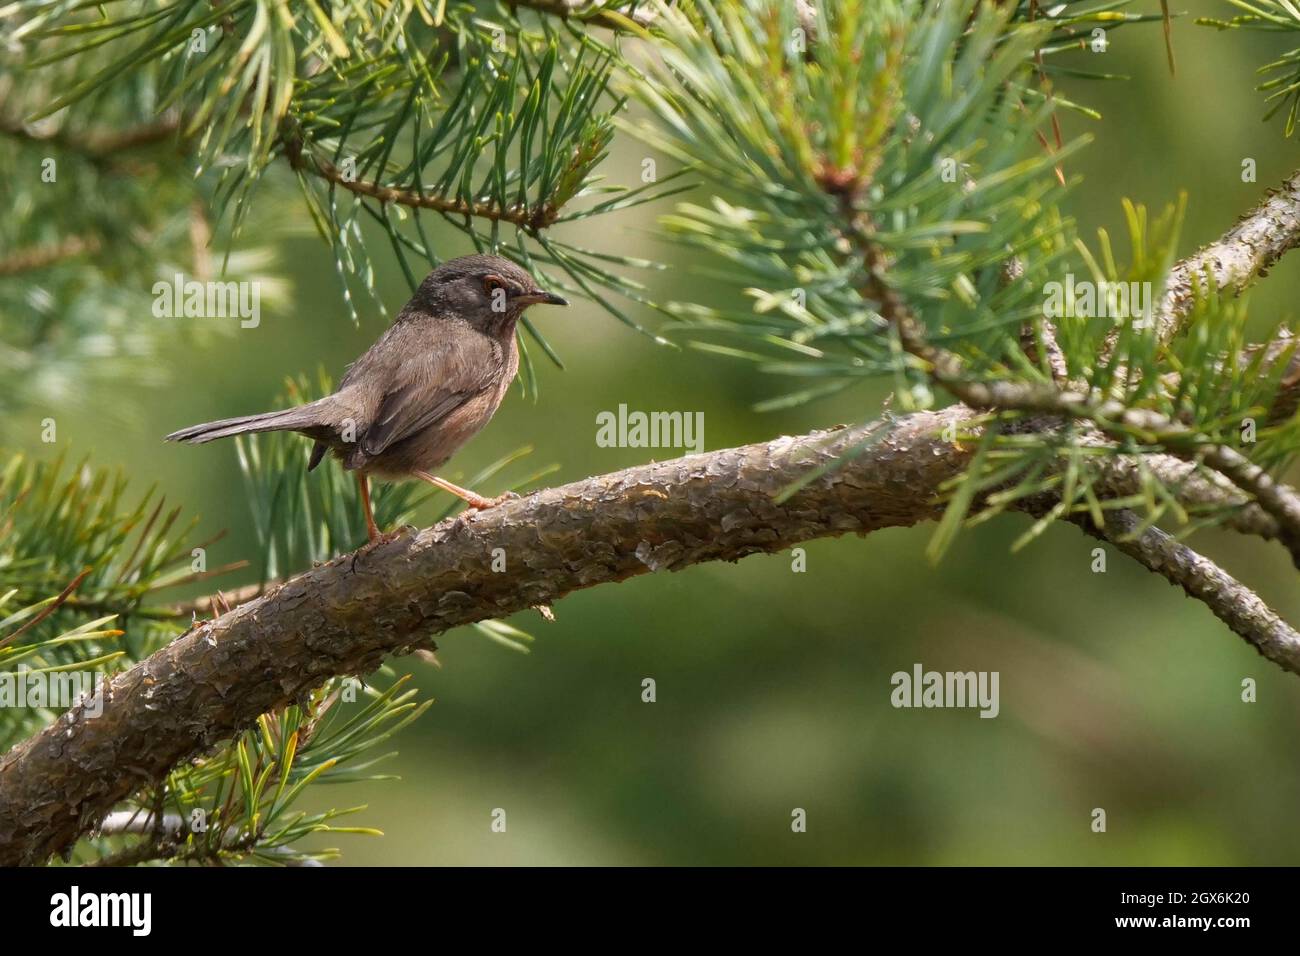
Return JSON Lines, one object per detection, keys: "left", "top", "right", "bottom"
{"left": 447, "top": 492, "right": 519, "bottom": 533}
{"left": 350, "top": 525, "right": 412, "bottom": 573}
{"left": 457, "top": 490, "right": 520, "bottom": 516}
{"left": 360, "top": 526, "right": 411, "bottom": 552}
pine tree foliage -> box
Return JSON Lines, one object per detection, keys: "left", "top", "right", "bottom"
{"left": 637, "top": 1, "right": 1082, "bottom": 396}
{"left": 631, "top": 0, "right": 1300, "bottom": 555}
{"left": 0, "top": 13, "right": 293, "bottom": 418}
{"left": 1200, "top": 0, "right": 1300, "bottom": 135}
{"left": 75, "top": 673, "right": 431, "bottom": 866}
{"left": 0, "top": 449, "right": 430, "bottom": 865}
{"left": 4, "top": 0, "right": 1300, "bottom": 863}
{"left": 0, "top": 381, "right": 548, "bottom": 864}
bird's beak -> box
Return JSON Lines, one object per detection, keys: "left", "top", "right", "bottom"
{"left": 518, "top": 289, "right": 568, "bottom": 307}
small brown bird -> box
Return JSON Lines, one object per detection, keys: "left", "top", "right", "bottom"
{"left": 165, "top": 254, "right": 567, "bottom": 541}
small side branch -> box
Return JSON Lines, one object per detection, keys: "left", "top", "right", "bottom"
{"left": 0, "top": 235, "right": 102, "bottom": 278}
{"left": 1082, "top": 511, "right": 1300, "bottom": 675}
{"left": 1157, "top": 167, "right": 1300, "bottom": 343}
{"left": 0, "top": 114, "right": 181, "bottom": 163}
{"left": 282, "top": 135, "right": 559, "bottom": 232}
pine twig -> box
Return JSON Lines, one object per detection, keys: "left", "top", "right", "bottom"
{"left": 0, "top": 236, "right": 102, "bottom": 278}
{"left": 282, "top": 134, "right": 560, "bottom": 232}
{"left": 1079, "top": 510, "right": 1300, "bottom": 672}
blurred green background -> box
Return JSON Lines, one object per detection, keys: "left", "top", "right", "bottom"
{"left": 28, "top": 1, "right": 1300, "bottom": 864}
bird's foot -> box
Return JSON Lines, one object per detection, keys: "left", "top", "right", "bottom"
{"left": 354, "top": 526, "right": 412, "bottom": 564}
{"left": 445, "top": 492, "right": 520, "bottom": 534}
{"left": 368, "top": 526, "right": 414, "bottom": 547}
{"left": 457, "top": 490, "right": 520, "bottom": 521}
{"left": 473, "top": 490, "right": 521, "bottom": 510}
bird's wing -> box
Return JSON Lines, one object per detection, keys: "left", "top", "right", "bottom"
{"left": 361, "top": 381, "right": 479, "bottom": 456}
{"left": 358, "top": 329, "right": 499, "bottom": 458}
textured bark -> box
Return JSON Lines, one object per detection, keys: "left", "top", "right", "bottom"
{"left": 6, "top": 400, "right": 1297, "bottom": 867}
{"left": 1079, "top": 512, "right": 1300, "bottom": 674}
{"left": 3, "top": 414, "right": 1299, "bottom": 867}
{"left": 1091, "top": 450, "right": 1282, "bottom": 543}
{"left": 1157, "top": 167, "right": 1300, "bottom": 344}
{"left": 0, "top": 408, "right": 972, "bottom": 866}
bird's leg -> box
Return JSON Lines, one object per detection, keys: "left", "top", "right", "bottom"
{"left": 413, "top": 470, "right": 518, "bottom": 511}
{"left": 357, "top": 473, "right": 381, "bottom": 542}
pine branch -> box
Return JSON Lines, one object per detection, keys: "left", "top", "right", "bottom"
{"left": 844, "top": 155, "right": 1300, "bottom": 564}
{"left": 87, "top": 811, "right": 317, "bottom": 867}
{"left": 282, "top": 133, "right": 559, "bottom": 231}
{"left": 0, "top": 408, "right": 961, "bottom": 867}
{"left": 912, "top": 320, "right": 1300, "bottom": 565}
{"left": 1200, "top": 444, "right": 1300, "bottom": 555}
{"left": 0, "top": 112, "right": 181, "bottom": 162}
{"left": 1078, "top": 510, "right": 1300, "bottom": 669}
{"left": 171, "top": 441, "right": 1294, "bottom": 621}
{"left": 1092, "top": 450, "right": 1284, "bottom": 544}
{"left": 506, "top": 0, "right": 662, "bottom": 30}
{"left": 0, "top": 235, "right": 101, "bottom": 277}
{"left": 882, "top": 285, "right": 1300, "bottom": 564}
{"left": 1151, "top": 166, "right": 1300, "bottom": 345}
{"left": 4, "top": 402, "right": 1300, "bottom": 867}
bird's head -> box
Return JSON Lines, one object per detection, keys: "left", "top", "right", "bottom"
{"left": 414, "top": 254, "right": 567, "bottom": 333}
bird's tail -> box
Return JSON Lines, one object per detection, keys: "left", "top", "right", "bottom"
{"left": 164, "top": 402, "right": 328, "bottom": 445}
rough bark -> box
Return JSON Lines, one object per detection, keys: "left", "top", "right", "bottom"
{"left": 0, "top": 408, "right": 972, "bottom": 866}
{"left": 1157, "top": 167, "right": 1300, "bottom": 344}
{"left": 4, "top": 399, "right": 1295, "bottom": 866}
{"left": 1077, "top": 512, "right": 1300, "bottom": 673}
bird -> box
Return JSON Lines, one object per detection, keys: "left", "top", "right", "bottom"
{"left": 165, "top": 254, "right": 568, "bottom": 542}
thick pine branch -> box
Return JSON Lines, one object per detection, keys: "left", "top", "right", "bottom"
{"left": 0, "top": 410, "right": 968, "bottom": 866}
{"left": 3, "top": 403, "right": 1300, "bottom": 866}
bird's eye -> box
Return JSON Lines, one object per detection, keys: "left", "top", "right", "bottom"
{"left": 483, "top": 275, "right": 506, "bottom": 296}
